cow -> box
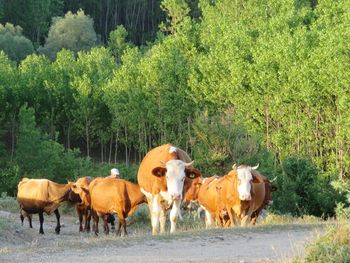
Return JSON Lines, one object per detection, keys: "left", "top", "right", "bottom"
{"left": 137, "top": 144, "right": 201, "bottom": 235}
{"left": 70, "top": 168, "right": 120, "bottom": 233}
{"left": 17, "top": 178, "right": 76, "bottom": 234}
{"left": 70, "top": 176, "right": 92, "bottom": 232}
{"left": 250, "top": 170, "right": 277, "bottom": 224}
{"left": 197, "top": 164, "right": 263, "bottom": 228}
{"left": 182, "top": 176, "right": 206, "bottom": 219}
{"left": 89, "top": 177, "right": 146, "bottom": 236}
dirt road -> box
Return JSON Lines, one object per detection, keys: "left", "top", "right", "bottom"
{"left": 0, "top": 211, "right": 324, "bottom": 263}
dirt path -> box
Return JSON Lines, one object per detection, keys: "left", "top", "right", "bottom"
{"left": 0, "top": 211, "right": 325, "bottom": 263}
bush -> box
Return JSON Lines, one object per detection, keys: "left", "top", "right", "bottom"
{"left": 272, "top": 156, "right": 342, "bottom": 217}
{"left": 301, "top": 224, "right": 350, "bottom": 262}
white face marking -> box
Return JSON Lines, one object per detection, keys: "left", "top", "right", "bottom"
{"left": 237, "top": 166, "right": 253, "bottom": 201}
{"left": 164, "top": 160, "right": 186, "bottom": 201}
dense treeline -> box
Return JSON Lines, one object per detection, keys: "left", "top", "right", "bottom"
{"left": 0, "top": 0, "right": 166, "bottom": 45}
{"left": 0, "top": 0, "right": 349, "bottom": 217}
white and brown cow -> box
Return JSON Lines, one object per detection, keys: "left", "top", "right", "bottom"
{"left": 137, "top": 144, "right": 201, "bottom": 235}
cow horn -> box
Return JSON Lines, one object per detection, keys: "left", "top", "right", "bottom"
{"left": 232, "top": 163, "right": 237, "bottom": 170}
{"left": 252, "top": 164, "right": 259, "bottom": 170}
{"left": 185, "top": 160, "right": 194, "bottom": 167}
{"left": 270, "top": 176, "right": 277, "bottom": 183}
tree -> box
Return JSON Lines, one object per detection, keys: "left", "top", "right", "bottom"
{"left": 160, "top": 0, "right": 190, "bottom": 34}
{"left": 39, "top": 9, "right": 97, "bottom": 59}
{"left": 107, "top": 25, "right": 133, "bottom": 63}
{"left": 0, "top": 23, "right": 34, "bottom": 62}
{"left": 1, "top": 0, "right": 63, "bottom": 44}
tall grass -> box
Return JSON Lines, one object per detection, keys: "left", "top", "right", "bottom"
{"left": 297, "top": 222, "right": 350, "bottom": 263}
{"left": 0, "top": 192, "right": 19, "bottom": 213}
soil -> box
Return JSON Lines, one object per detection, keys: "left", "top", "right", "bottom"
{"left": 0, "top": 210, "right": 325, "bottom": 263}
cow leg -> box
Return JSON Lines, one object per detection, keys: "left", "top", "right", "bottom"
{"left": 204, "top": 209, "right": 213, "bottom": 228}
{"left": 116, "top": 221, "right": 122, "bottom": 236}
{"left": 91, "top": 209, "right": 99, "bottom": 235}
{"left": 170, "top": 200, "right": 181, "bottom": 233}
{"left": 86, "top": 209, "right": 91, "bottom": 232}
{"left": 121, "top": 219, "right": 127, "bottom": 236}
{"left": 77, "top": 208, "right": 83, "bottom": 232}
{"left": 54, "top": 209, "right": 61, "bottom": 234}
{"left": 39, "top": 212, "right": 44, "bottom": 234}
{"left": 227, "top": 208, "right": 235, "bottom": 227}
{"left": 28, "top": 214, "right": 33, "bottom": 228}
{"left": 20, "top": 213, "right": 24, "bottom": 226}
{"left": 151, "top": 196, "right": 160, "bottom": 235}
{"left": 159, "top": 208, "right": 166, "bottom": 234}
{"left": 94, "top": 215, "right": 99, "bottom": 236}
{"left": 103, "top": 216, "right": 109, "bottom": 235}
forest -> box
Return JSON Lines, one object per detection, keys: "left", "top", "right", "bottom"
{"left": 0, "top": 0, "right": 350, "bottom": 218}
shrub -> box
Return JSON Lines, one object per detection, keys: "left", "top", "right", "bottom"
{"left": 301, "top": 224, "right": 350, "bottom": 262}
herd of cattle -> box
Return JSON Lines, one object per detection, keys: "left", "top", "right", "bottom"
{"left": 16, "top": 144, "right": 277, "bottom": 236}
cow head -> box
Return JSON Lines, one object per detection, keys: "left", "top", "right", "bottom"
{"left": 183, "top": 176, "right": 203, "bottom": 207}
{"left": 152, "top": 160, "right": 201, "bottom": 201}
{"left": 234, "top": 164, "right": 260, "bottom": 201}
{"left": 70, "top": 182, "right": 90, "bottom": 205}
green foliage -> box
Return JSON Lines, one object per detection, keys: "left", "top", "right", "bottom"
{"left": 192, "top": 112, "right": 262, "bottom": 176}
{"left": 160, "top": 0, "right": 190, "bottom": 34}
{"left": 273, "top": 156, "right": 341, "bottom": 217}
{"left": 108, "top": 25, "right": 133, "bottom": 62}
{"left": 332, "top": 180, "right": 350, "bottom": 220}
{"left": 1, "top": 0, "right": 64, "bottom": 44}
{"left": 0, "top": 23, "right": 34, "bottom": 62}
{"left": 39, "top": 9, "right": 97, "bottom": 59}
{"left": 301, "top": 224, "right": 350, "bottom": 263}
{"left": 15, "top": 105, "right": 90, "bottom": 184}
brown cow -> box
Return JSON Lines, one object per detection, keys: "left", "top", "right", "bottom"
{"left": 71, "top": 176, "right": 92, "bottom": 232}
{"left": 89, "top": 177, "right": 146, "bottom": 236}
{"left": 70, "top": 168, "right": 121, "bottom": 233}
{"left": 250, "top": 170, "right": 277, "bottom": 224}
{"left": 197, "top": 164, "right": 262, "bottom": 228}
{"left": 137, "top": 144, "right": 201, "bottom": 235}
{"left": 17, "top": 178, "right": 75, "bottom": 234}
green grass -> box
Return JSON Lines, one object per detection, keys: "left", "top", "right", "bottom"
{"left": 295, "top": 222, "right": 350, "bottom": 263}
{"left": 0, "top": 193, "right": 19, "bottom": 213}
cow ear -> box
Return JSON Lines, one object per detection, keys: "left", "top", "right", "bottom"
{"left": 271, "top": 185, "right": 278, "bottom": 192}
{"left": 185, "top": 168, "right": 201, "bottom": 179}
{"left": 152, "top": 167, "right": 167, "bottom": 177}
{"left": 252, "top": 176, "right": 260, "bottom": 183}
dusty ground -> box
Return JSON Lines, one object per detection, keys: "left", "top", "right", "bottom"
{"left": 0, "top": 210, "right": 325, "bottom": 263}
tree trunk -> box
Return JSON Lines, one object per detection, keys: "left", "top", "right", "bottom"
{"left": 10, "top": 114, "right": 16, "bottom": 161}
{"left": 114, "top": 130, "right": 119, "bottom": 163}
{"left": 109, "top": 134, "right": 113, "bottom": 163}
{"left": 85, "top": 116, "right": 90, "bottom": 158}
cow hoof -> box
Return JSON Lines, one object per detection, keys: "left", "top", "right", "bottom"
{"left": 55, "top": 228, "right": 60, "bottom": 234}
{"left": 39, "top": 231, "right": 44, "bottom": 235}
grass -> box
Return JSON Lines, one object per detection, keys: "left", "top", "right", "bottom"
{"left": 0, "top": 193, "right": 19, "bottom": 213}
{"left": 295, "top": 221, "right": 350, "bottom": 263}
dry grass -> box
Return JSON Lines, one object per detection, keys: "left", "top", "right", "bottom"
{"left": 296, "top": 221, "right": 350, "bottom": 263}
